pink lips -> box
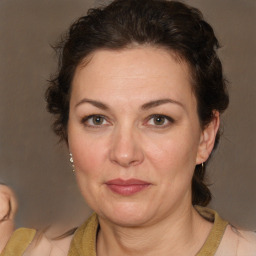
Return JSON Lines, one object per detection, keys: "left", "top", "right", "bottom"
{"left": 105, "top": 179, "right": 151, "bottom": 196}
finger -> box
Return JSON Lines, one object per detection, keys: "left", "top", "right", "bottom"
{"left": 0, "top": 185, "right": 18, "bottom": 220}
{"left": 0, "top": 194, "right": 10, "bottom": 220}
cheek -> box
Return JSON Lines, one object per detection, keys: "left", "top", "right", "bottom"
{"left": 142, "top": 130, "right": 200, "bottom": 202}
{"left": 69, "top": 132, "right": 109, "bottom": 177}
{"left": 144, "top": 131, "right": 199, "bottom": 173}
{"left": 69, "top": 134, "right": 110, "bottom": 209}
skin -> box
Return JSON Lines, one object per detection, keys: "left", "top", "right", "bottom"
{"left": 0, "top": 185, "right": 18, "bottom": 252}
{"left": 68, "top": 47, "right": 219, "bottom": 255}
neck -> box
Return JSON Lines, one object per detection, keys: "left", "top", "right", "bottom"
{"left": 97, "top": 203, "right": 212, "bottom": 256}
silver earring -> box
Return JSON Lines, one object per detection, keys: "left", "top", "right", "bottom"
{"left": 201, "top": 162, "right": 204, "bottom": 169}
{"left": 69, "top": 153, "right": 75, "bottom": 172}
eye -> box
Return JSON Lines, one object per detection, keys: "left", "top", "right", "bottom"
{"left": 81, "top": 115, "right": 110, "bottom": 127}
{"left": 146, "top": 114, "right": 174, "bottom": 127}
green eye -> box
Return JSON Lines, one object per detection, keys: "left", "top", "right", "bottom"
{"left": 92, "top": 116, "right": 104, "bottom": 125}
{"left": 81, "top": 115, "right": 109, "bottom": 127}
{"left": 153, "top": 116, "right": 166, "bottom": 125}
{"left": 147, "top": 114, "right": 174, "bottom": 127}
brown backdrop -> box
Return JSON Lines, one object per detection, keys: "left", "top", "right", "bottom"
{"left": 0, "top": 0, "right": 255, "bottom": 230}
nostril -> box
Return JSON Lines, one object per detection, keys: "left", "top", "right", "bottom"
{"left": 129, "top": 159, "right": 141, "bottom": 166}
{"left": 111, "top": 158, "right": 142, "bottom": 168}
{"left": 110, "top": 150, "right": 144, "bottom": 167}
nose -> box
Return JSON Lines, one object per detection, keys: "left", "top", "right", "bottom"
{"left": 109, "top": 126, "right": 144, "bottom": 167}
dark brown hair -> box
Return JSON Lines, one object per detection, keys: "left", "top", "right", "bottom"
{"left": 46, "top": 0, "right": 229, "bottom": 206}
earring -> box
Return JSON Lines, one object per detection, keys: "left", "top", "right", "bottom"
{"left": 69, "top": 153, "right": 75, "bottom": 172}
{"left": 201, "top": 162, "right": 204, "bottom": 169}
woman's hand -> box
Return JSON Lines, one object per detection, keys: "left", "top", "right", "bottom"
{"left": 0, "top": 184, "right": 18, "bottom": 252}
{"left": 0, "top": 184, "right": 18, "bottom": 221}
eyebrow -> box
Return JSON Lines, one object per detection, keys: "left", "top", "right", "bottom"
{"left": 75, "top": 98, "right": 109, "bottom": 110}
{"left": 141, "top": 98, "right": 184, "bottom": 110}
{"left": 75, "top": 98, "right": 183, "bottom": 110}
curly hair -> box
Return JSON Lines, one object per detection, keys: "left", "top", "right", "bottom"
{"left": 45, "top": 0, "right": 229, "bottom": 206}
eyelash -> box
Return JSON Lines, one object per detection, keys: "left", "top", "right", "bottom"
{"left": 81, "top": 115, "right": 110, "bottom": 128}
{"left": 145, "top": 114, "right": 175, "bottom": 128}
{"left": 81, "top": 114, "right": 175, "bottom": 128}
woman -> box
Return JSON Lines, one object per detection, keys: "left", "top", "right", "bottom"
{"left": 0, "top": 184, "right": 17, "bottom": 252}
{"left": 1, "top": 0, "right": 256, "bottom": 255}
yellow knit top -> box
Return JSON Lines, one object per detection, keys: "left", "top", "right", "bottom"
{"left": 1, "top": 207, "right": 228, "bottom": 256}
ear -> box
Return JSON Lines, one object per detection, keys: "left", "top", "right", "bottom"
{"left": 196, "top": 111, "right": 220, "bottom": 165}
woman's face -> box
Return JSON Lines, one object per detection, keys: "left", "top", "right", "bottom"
{"left": 68, "top": 47, "right": 209, "bottom": 226}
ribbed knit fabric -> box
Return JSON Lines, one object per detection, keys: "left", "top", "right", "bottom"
{"left": 195, "top": 206, "right": 228, "bottom": 256}
{"left": 1, "top": 208, "right": 228, "bottom": 256}
{"left": 0, "top": 228, "right": 36, "bottom": 256}
{"left": 67, "top": 213, "right": 98, "bottom": 256}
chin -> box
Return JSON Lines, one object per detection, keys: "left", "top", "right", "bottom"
{"left": 99, "top": 202, "right": 152, "bottom": 227}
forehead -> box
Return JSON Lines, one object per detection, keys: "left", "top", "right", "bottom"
{"left": 71, "top": 47, "right": 195, "bottom": 106}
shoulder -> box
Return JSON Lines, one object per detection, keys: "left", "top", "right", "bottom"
{"left": 1, "top": 227, "right": 73, "bottom": 256}
{"left": 216, "top": 224, "right": 256, "bottom": 256}
{"left": 237, "top": 229, "right": 256, "bottom": 255}
{"left": 1, "top": 214, "right": 97, "bottom": 256}
{"left": 23, "top": 232, "right": 73, "bottom": 256}
{"left": 1, "top": 227, "right": 36, "bottom": 255}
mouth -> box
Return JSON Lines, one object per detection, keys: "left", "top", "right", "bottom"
{"left": 105, "top": 178, "right": 151, "bottom": 196}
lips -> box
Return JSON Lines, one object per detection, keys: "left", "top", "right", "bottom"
{"left": 105, "top": 179, "right": 151, "bottom": 196}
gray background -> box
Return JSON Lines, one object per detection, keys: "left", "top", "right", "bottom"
{"left": 0, "top": 0, "right": 255, "bottom": 231}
